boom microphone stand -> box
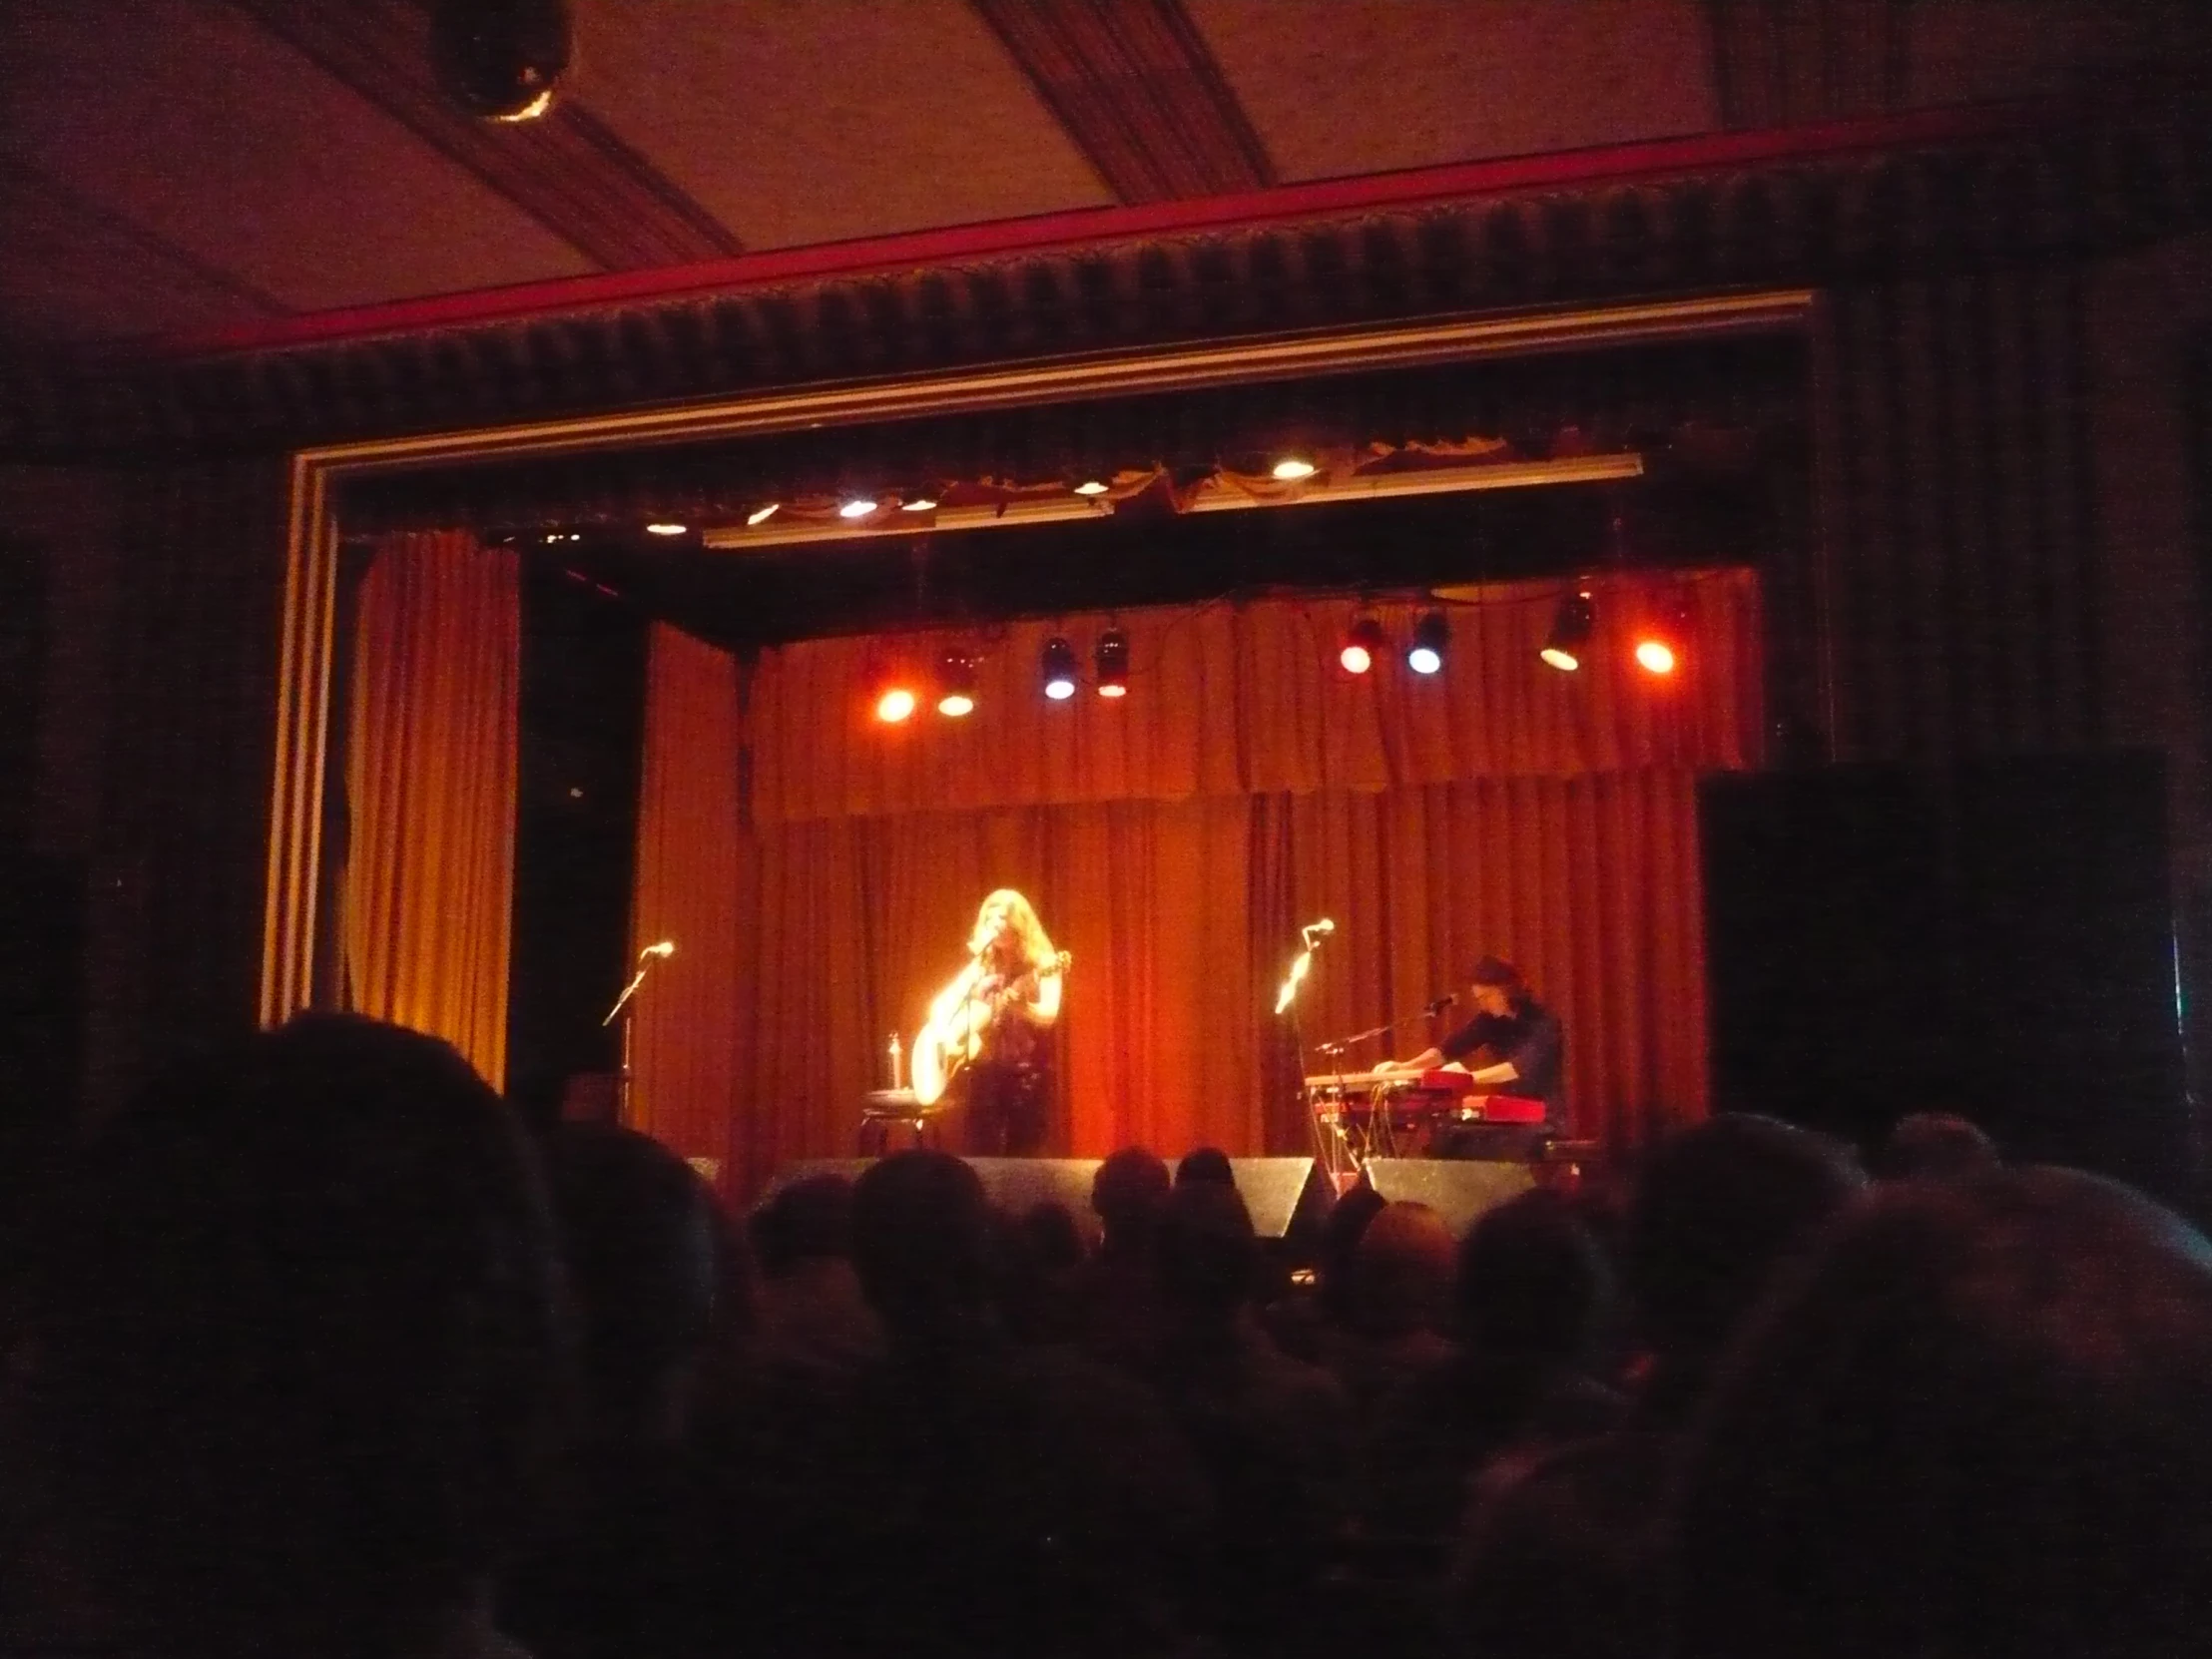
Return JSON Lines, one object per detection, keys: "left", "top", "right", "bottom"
{"left": 602, "top": 940, "right": 675, "bottom": 1123}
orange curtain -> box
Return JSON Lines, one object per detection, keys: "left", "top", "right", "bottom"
{"left": 627, "top": 626, "right": 746, "bottom": 1174}
{"left": 341, "top": 531, "right": 519, "bottom": 1088}
{"left": 633, "top": 575, "right": 1759, "bottom": 1201}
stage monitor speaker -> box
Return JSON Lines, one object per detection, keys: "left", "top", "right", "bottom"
{"left": 1224, "top": 1157, "right": 1333, "bottom": 1241}
{"left": 1363, "top": 1158, "right": 1535, "bottom": 1237}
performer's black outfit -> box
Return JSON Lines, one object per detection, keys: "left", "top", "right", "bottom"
{"left": 1438, "top": 997, "right": 1566, "bottom": 1125}
{"left": 964, "top": 960, "right": 1051, "bottom": 1156}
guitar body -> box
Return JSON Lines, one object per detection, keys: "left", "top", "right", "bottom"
{"left": 910, "top": 950, "right": 1070, "bottom": 1108}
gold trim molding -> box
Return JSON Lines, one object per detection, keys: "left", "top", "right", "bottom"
{"left": 258, "top": 288, "right": 1817, "bottom": 1026}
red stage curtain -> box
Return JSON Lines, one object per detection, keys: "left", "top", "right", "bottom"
{"left": 340, "top": 531, "right": 519, "bottom": 1088}
{"left": 633, "top": 576, "right": 1759, "bottom": 1200}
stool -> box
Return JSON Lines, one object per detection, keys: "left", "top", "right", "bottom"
{"left": 859, "top": 1088, "right": 949, "bottom": 1155}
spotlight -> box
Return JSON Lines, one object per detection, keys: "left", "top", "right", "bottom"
{"left": 1540, "top": 591, "right": 1594, "bottom": 673}
{"left": 645, "top": 521, "right": 687, "bottom": 536}
{"left": 1405, "top": 609, "right": 1448, "bottom": 675}
{"left": 871, "top": 660, "right": 920, "bottom": 724}
{"left": 1095, "top": 628, "right": 1129, "bottom": 699}
{"left": 900, "top": 494, "right": 937, "bottom": 513}
{"left": 1072, "top": 477, "right": 1111, "bottom": 497}
{"left": 746, "top": 502, "right": 781, "bottom": 526}
{"left": 1272, "top": 455, "right": 1317, "bottom": 481}
{"left": 936, "top": 652, "right": 977, "bottom": 718}
{"left": 1339, "top": 616, "right": 1386, "bottom": 676}
{"left": 1040, "top": 636, "right": 1079, "bottom": 702}
{"left": 838, "top": 496, "right": 880, "bottom": 520}
{"left": 1632, "top": 592, "right": 1689, "bottom": 678}
{"left": 431, "top": 0, "right": 572, "bottom": 122}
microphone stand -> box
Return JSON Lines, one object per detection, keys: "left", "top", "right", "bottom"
{"left": 601, "top": 952, "right": 665, "bottom": 1125}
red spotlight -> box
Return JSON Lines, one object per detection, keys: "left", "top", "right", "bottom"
{"left": 1340, "top": 616, "right": 1385, "bottom": 675}
{"left": 869, "top": 658, "right": 920, "bottom": 723}
{"left": 1632, "top": 590, "right": 1689, "bottom": 678}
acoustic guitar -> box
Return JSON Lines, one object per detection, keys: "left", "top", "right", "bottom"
{"left": 910, "top": 950, "right": 1071, "bottom": 1107}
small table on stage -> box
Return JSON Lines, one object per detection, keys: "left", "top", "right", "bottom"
{"left": 859, "top": 1088, "right": 952, "bottom": 1155}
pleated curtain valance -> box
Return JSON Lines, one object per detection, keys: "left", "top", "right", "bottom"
{"left": 746, "top": 569, "right": 1765, "bottom": 823}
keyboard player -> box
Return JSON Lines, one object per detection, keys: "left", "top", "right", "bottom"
{"left": 1376, "top": 955, "right": 1564, "bottom": 1130}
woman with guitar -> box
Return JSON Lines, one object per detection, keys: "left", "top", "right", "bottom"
{"left": 911, "top": 888, "right": 1069, "bottom": 1155}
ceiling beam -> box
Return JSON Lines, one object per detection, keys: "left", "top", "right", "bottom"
{"left": 228, "top": 0, "right": 743, "bottom": 270}
{"left": 972, "top": 0, "right": 1275, "bottom": 202}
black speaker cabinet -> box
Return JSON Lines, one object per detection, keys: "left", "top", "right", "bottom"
{"left": 1362, "top": 1158, "right": 1536, "bottom": 1237}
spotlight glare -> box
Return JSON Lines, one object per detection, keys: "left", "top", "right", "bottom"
{"left": 875, "top": 687, "right": 917, "bottom": 723}
{"left": 900, "top": 496, "right": 937, "bottom": 512}
{"left": 746, "top": 502, "right": 781, "bottom": 526}
{"left": 492, "top": 89, "right": 554, "bottom": 122}
{"left": 1340, "top": 616, "right": 1385, "bottom": 676}
{"left": 1634, "top": 638, "right": 1677, "bottom": 676}
{"left": 838, "top": 497, "right": 880, "bottom": 520}
{"left": 1073, "top": 478, "right": 1110, "bottom": 497}
{"left": 1272, "top": 456, "right": 1317, "bottom": 481}
{"left": 646, "top": 521, "right": 687, "bottom": 536}
{"left": 938, "top": 692, "right": 975, "bottom": 717}
{"left": 1539, "top": 645, "right": 1582, "bottom": 673}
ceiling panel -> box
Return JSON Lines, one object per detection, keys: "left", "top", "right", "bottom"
{"left": 0, "top": 165, "right": 280, "bottom": 348}
{"left": 1190, "top": 0, "right": 1717, "bottom": 181}
{"left": 567, "top": 0, "right": 1115, "bottom": 251}
{"left": 0, "top": 0, "right": 593, "bottom": 316}
{"left": 1907, "top": 0, "right": 2212, "bottom": 107}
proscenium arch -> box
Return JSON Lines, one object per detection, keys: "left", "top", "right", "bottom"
{"left": 259, "top": 287, "right": 1820, "bottom": 1028}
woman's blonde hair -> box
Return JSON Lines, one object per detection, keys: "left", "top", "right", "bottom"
{"left": 968, "top": 887, "right": 1056, "bottom": 966}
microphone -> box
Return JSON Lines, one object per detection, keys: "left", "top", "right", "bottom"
{"left": 1425, "top": 992, "right": 1457, "bottom": 1016}
{"left": 1304, "top": 918, "right": 1337, "bottom": 938}
{"left": 639, "top": 940, "right": 676, "bottom": 959}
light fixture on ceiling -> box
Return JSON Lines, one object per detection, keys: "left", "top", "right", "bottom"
{"left": 1040, "top": 636, "right": 1079, "bottom": 702}
{"left": 746, "top": 502, "right": 781, "bottom": 526}
{"left": 1095, "top": 629, "right": 1129, "bottom": 699}
{"left": 1272, "top": 455, "right": 1318, "bottom": 481}
{"left": 900, "top": 494, "right": 937, "bottom": 512}
{"left": 870, "top": 658, "right": 919, "bottom": 724}
{"left": 935, "top": 652, "right": 978, "bottom": 718}
{"left": 837, "top": 496, "right": 880, "bottom": 520}
{"left": 646, "top": 521, "right": 687, "bottom": 536}
{"left": 1072, "top": 477, "right": 1111, "bottom": 497}
{"left": 1405, "top": 609, "right": 1448, "bottom": 676}
{"left": 1633, "top": 591, "right": 1688, "bottom": 678}
{"left": 1540, "top": 591, "right": 1595, "bottom": 673}
{"left": 1340, "top": 615, "right": 1385, "bottom": 676}
{"left": 430, "top": 0, "right": 571, "bottom": 122}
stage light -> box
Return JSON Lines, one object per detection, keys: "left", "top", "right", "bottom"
{"left": 1632, "top": 591, "right": 1689, "bottom": 678}
{"left": 900, "top": 494, "right": 937, "bottom": 512}
{"left": 870, "top": 657, "right": 920, "bottom": 724}
{"left": 1040, "top": 636, "right": 1079, "bottom": 701}
{"left": 838, "top": 496, "right": 880, "bottom": 520}
{"left": 1540, "top": 591, "right": 1594, "bottom": 672}
{"left": 935, "top": 652, "right": 977, "bottom": 718}
{"left": 1340, "top": 616, "right": 1385, "bottom": 675}
{"left": 1405, "top": 609, "right": 1448, "bottom": 675}
{"left": 1272, "top": 455, "right": 1317, "bottom": 481}
{"left": 746, "top": 502, "right": 781, "bottom": 526}
{"left": 1072, "top": 477, "right": 1110, "bottom": 497}
{"left": 431, "top": 0, "right": 571, "bottom": 121}
{"left": 1095, "top": 628, "right": 1129, "bottom": 698}
{"left": 646, "top": 521, "right": 687, "bottom": 536}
